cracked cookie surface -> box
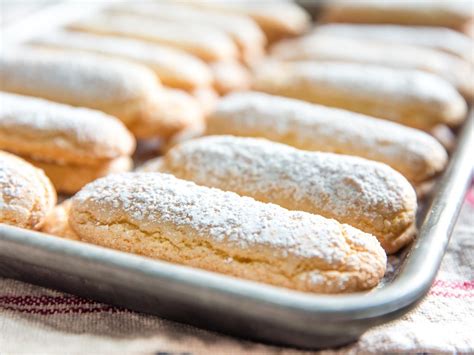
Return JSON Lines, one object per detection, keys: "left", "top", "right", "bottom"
{"left": 0, "top": 151, "right": 56, "bottom": 230}
{"left": 69, "top": 172, "right": 386, "bottom": 293}
{"left": 145, "top": 135, "right": 417, "bottom": 253}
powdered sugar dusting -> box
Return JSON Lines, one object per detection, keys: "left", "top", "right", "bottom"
{"left": 71, "top": 13, "right": 238, "bottom": 61}
{"left": 312, "top": 24, "right": 474, "bottom": 63}
{"left": 73, "top": 172, "right": 383, "bottom": 267}
{"left": 0, "top": 152, "right": 54, "bottom": 228}
{"left": 0, "top": 47, "right": 159, "bottom": 107}
{"left": 255, "top": 61, "right": 463, "bottom": 108}
{"left": 158, "top": 136, "right": 416, "bottom": 235}
{"left": 32, "top": 30, "right": 212, "bottom": 87}
{"left": 207, "top": 92, "right": 448, "bottom": 183}
{"left": 270, "top": 34, "right": 472, "bottom": 94}
{"left": 0, "top": 161, "right": 31, "bottom": 212}
{"left": 0, "top": 92, "right": 134, "bottom": 161}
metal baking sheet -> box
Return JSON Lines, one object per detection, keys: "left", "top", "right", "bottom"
{"left": 1, "top": 3, "right": 473, "bottom": 349}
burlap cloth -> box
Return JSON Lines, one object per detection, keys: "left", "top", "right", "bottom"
{"left": 0, "top": 187, "right": 472, "bottom": 354}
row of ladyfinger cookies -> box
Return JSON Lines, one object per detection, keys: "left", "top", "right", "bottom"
{"left": 0, "top": 150, "right": 387, "bottom": 294}
{"left": 0, "top": 37, "right": 470, "bottom": 143}
{"left": 0, "top": 80, "right": 455, "bottom": 292}
{"left": 15, "top": 0, "right": 311, "bottom": 104}
{"left": 1, "top": 87, "right": 446, "bottom": 254}
{"left": 0, "top": 4, "right": 463, "bottom": 254}
{"left": 1, "top": 26, "right": 471, "bottom": 140}
{"left": 1, "top": 0, "right": 471, "bottom": 137}
{"left": 1, "top": 1, "right": 472, "bottom": 293}
{"left": 318, "top": 1, "right": 474, "bottom": 35}
{"left": 2, "top": 93, "right": 452, "bottom": 292}
{"left": 0, "top": 89, "right": 447, "bottom": 194}
{"left": 4, "top": 0, "right": 472, "bottom": 129}
{"left": 0, "top": 0, "right": 311, "bottom": 157}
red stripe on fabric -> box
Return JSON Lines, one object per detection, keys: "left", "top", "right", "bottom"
{"left": 431, "top": 280, "right": 474, "bottom": 290}
{"left": 0, "top": 295, "right": 99, "bottom": 306}
{"left": 466, "top": 187, "right": 474, "bottom": 206}
{"left": 428, "top": 290, "right": 474, "bottom": 298}
{"left": 0, "top": 295, "right": 127, "bottom": 314}
{"left": 1, "top": 305, "right": 128, "bottom": 315}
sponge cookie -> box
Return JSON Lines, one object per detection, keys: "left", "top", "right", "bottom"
{"left": 270, "top": 34, "right": 474, "bottom": 99}
{"left": 206, "top": 92, "right": 448, "bottom": 189}
{"left": 0, "top": 93, "right": 135, "bottom": 193}
{"left": 0, "top": 47, "right": 194, "bottom": 140}
{"left": 188, "top": 0, "right": 311, "bottom": 41}
{"left": 210, "top": 61, "right": 252, "bottom": 94}
{"left": 69, "top": 13, "right": 239, "bottom": 62}
{"left": 129, "top": 88, "right": 204, "bottom": 140}
{"left": 28, "top": 156, "right": 132, "bottom": 195}
{"left": 143, "top": 136, "right": 417, "bottom": 253}
{"left": 312, "top": 24, "right": 474, "bottom": 65}
{"left": 0, "top": 92, "right": 135, "bottom": 165}
{"left": 252, "top": 61, "right": 467, "bottom": 130}
{"left": 0, "top": 151, "right": 56, "bottom": 230}
{"left": 109, "top": 2, "right": 266, "bottom": 64}
{"left": 70, "top": 172, "right": 386, "bottom": 293}
{"left": 320, "top": 2, "right": 473, "bottom": 30}
{"left": 31, "top": 30, "right": 213, "bottom": 90}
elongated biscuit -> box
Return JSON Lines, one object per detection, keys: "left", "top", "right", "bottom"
{"left": 142, "top": 136, "right": 417, "bottom": 253}
{"left": 210, "top": 61, "right": 252, "bottom": 94}
{"left": 128, "top": 88, "right": 204, "bottom": 140}
{"left": 312, "top": 24, "right": 474, "bottom": 65}
{"left": 69, "top": 13, "right": 238, "bottom": 62}
{"left": 191, "top": 87, "right": 219, "bottom": 115}
{"left": 0, "top": 93, "right": 135, "bottom": 165}
{"left": 0, "top": 151, "right": 56, "bottom": 230}
{"left": 27, "top": 156, "right": 132, "bottom": 195}
{"left": 206, "top": 92, "right": 448, "bottom": 188}
{"left": 252, "top": 61, "right": 467, "bottom": 130}
{"left": 187, "top": 0, "right": 311, "bottom": 41}
{"left": 321, "top": 1, "right": 473, "bottom": 30}
{"left": 109, "top": 2, "right": 266, "bottom": 64}
{"left": 270, "top": 34, "right": 474, "bottom": 99}
{"left": 31, "top": 30, "right": 213, "bottom": 90}
{"left": 0, "top": 48, "right": 198, "bottom": 140}
{"left": 69, "top": 172, "right": 386, "bottom": 293}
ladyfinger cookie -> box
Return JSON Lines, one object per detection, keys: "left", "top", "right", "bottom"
{"left": 69, "top": 172, "right": 386, "bottom": 293}
{"left": 0, "top": 48, "right": 193, "bottom": 140}
{"left": 41, "top": 200, "right": 78, "bottom": 240}
{"left": 26, "top": 156, "right": 132, "bottom": 195}
{"left": 312, "top": 24, "right": 474, "bottom": 65}
{"left": 206, "top": 92, "right": 448, "bottom": 188}
{"left": 270, "top": 35, "right": 474, "bottom": 99}
{"left": 0, "top": 93, "right": 135, "bottom": 166}
{"left": 321, "top": 1, "right": 473, "bottom": 30}
{"left": 143, "top": 136, "right": 417, "bottom": 254}
{"left": 191, "top": 87, "right": 219, "bottom": 115}
{"left": 252, "top": 61, "right": 467, "bottom": 130}
{"left": 187, "top": 0, "right": 311, "bottom": 41}
{"left": 109, "top": 2, "right": 266, "bottom": 64}
{"left": 129, "top": 88, "right": 204, "bottom": 141}
{"left": 69, "top": 13, "right": 238, "bottom": 62}
{"left": 31, "top": 30, "right": 213, "bottom": 90}
{"left": 0, "top": 151, "right": 56, "bottom": 230}
{"left": 0, "top": 93, "right": 135, "bottom": 193}
{"left": 210, "top": 61, "right": 252, "bottom": 94}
